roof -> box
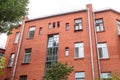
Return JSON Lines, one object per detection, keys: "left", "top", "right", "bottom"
{"left": 26, "top": 8, "right": 120, "bottom": 22}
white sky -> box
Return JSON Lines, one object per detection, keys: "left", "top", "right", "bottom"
{"left": 0, "top": 0, "right": 120, "bottom": 48}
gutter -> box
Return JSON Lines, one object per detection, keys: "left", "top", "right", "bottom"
{"left": 11, "top": 18, "right": 26, "bottom": 80}
{"left": 87, "top": 8, "right": 95, "bottom": 80}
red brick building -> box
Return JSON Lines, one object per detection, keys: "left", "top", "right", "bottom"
{"left": 1, "top": 4, "right": 120, "bottom": 80}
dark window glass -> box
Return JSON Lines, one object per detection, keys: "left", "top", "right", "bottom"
{"left": 95, "top": 19, "right": 104, "bottom": 32}
{"left": 39, "top": 27, "right": 43, "bottom": 34}
{"left": 28, "top": 27, "right": 35, "bottom": 38}
{"left": 74, "top": 19, "right": 82, "bottom": 31}
{"left": 66, "top": 23, "right": 69, "bottom": 30}
{"left": 20, "top": 76, "right": 27, "bottom": 80}
{"left": 53, "top": 22, "right": 55, "bottom": 28}
{"left": 57, "top": 21, "right": 60, "bottom": 27}
{"left": 8, "top": 53, "right": 15, "bottom": 67}
{"left": 46, "top": 34, "right": 59, "bottom": 68}
{"left": 23, "top": 48, "right": 32, "bottom": 63}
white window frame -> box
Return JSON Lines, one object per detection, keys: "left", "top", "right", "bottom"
{"left": 95, "top": 19, "right": 104, "bottom": 32}
{"left": 28, "top": 27, "right": 35, "bottom": 38}
{"left": 8, "top": 54, "right": 15, "bottom": 67}
{"left": 14, "top": 32, "right": 20, "bottom": 43}
{"left": 75, "top": 72, "right": 85, "bottom": 80}
{"left": 65, "top": 47, "right": 69, "bottom": 57}
{"left": 23, "top": 48, "right": 32, "bottom": 63}
{"left": 101, "top": 72, "right": 111, "bottom": 79}
{"left": 117, "top": 20, "right": 120, "bottom": 34}
{"left": 97, "top": 43, "right": 109, "bottom": 59}
{"left": 74, "top": 43, "right": 84, "bottom": 58}
{"left": 74, "top": 19, "right": 82, "bottom": 31}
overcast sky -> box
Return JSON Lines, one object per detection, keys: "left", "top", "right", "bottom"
{"left": 0, "top": 0, "right": 120, "bottom": 48}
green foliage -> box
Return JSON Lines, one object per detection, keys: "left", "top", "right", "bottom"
{"left": 42, "top": 62, "right": 74, "bottom": 80}
{"left": 0, "top": 0, "right": 28, "bottom": 34}
{"left": 0, "top": 57, "right": 6, "bottom": 76}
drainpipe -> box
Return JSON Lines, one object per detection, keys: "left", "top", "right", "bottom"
{"left": 87, "top": 8, "right": 95, "bottom": 80}
{"left": 92, "top": 11, "right": 101, "bottom": 79}
{"left": 11, "top": 17, "right": 27, "bottom": 80}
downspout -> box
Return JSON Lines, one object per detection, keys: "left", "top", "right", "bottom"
{"left": 12, "top": 17, "right": 26, "bottom": 80}
{"left": 87, "top": 8, "right": 95, "bottom": 80}
{"left": 92, "top": 11, "right": 101, "bottom": 79}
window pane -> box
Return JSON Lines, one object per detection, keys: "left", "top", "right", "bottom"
{"left": 8, "top": 54, "right": 15, "bottom": 67}
{"left": 75, "top": 43, "right": 84, "bottom": 58}
{"left": 101, "top": 73, "right": 111, "bottom": 79}
{"left": 23, "top": 48, "right": 32, "bottom": 63}
{"left": 28, "top": 27, "right": 35, "bottom": 38}
{"left": 20, "top": 76, "right": 27, "bottom": 80}
{"left": 75, "top": 72, "right": 85, "bottom": 80}
{"left": 97, "top": 43, "right": 108, "bottom": 59}
{"left": 14, "top": 32, "right": 20, "bottom": 43}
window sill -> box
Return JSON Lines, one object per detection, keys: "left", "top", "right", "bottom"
{"left": 26, "top": 37, "right": 34, "bottom": 40}
{"left": 99, "top": 58, "right": 110, "bottom": 60}
{"left": 21, "top": 62, "right": 30, "bottom": 65}
{"left": 96, "top": 30, "right": 105, "bottom": 33}
{"left": 74, "top": 29, "right": 83, "bottom": 32}
{"left": 74, "top": 57, "right": 84, "bottom": 60}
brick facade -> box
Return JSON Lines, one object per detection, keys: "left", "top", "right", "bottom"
{"left": 1, "top": 4, "right": 120, "bottom": 80}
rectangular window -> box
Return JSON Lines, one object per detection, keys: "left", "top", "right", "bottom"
{"left": 39, "top": 27, "right": 43, "bottom": 34}
{"left": 74, "top": 19, "right": 82, "bottom": 31}
{"left": 46, "top": 34, "right": 59, "bottom": 68}
{"left": 95, "top": 19, "right": 104, "bottom": 32}
{"left": 57, "top": 21, "right": 60, "bottom": 27}
{"left": 0, "top": 52, "right": 4, "bottom": 58}
{"left": 66, "top": 23, "right": 69, "bottom": 30}
{"left": 101, "top": 73, "right": 111, "bottom": 79}
{"left": 97, "top": 43, "right": 109, "bottom": 59}
{"left": 23, "top": 48, "right": 32, "bottom": 63}
{"left": 117, "top": 20, "right": 120, "bottom": 35}
{"left": 48, "top": 23, "right": 52, "bottom": 29}
{"left": 20, "top": 76, "right": 27, "bottom": 80}
{"left": 75, "top": 43, "right": 84, "bottom": 58}
{"left": 14, "top": 32, "right": 20, "bottom": 43}
{"left": 75, "top": 72, "right": 85, "bottom": 80}
{"left": 65, "top": 47, "right": 69, "bottom": 57}
{"left": 28, "top": 27, "right": 35, "bottom": 38}
{"left": 8, "top": 53, "right": 15, "bottom": 67}
{"left": 53, "top": 22, "right": 55, "bottom": 28}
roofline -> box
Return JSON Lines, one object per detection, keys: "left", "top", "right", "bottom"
{"left": 26, "top": 9, "right": 87, "bottom": 22}
{"left": 26, "top": 8, "right": 120, "bottom": 23}
{"left": 0, "top": 48, "right": 5, "bottom": 51}
{"left": 94, "top": 8, "right": 120, "bottom": 14}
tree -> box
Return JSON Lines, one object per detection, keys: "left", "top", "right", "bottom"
{"left": 0, "top": 0, "right": 28, "bottom": 34}
{"left": 0, "top": 57, "right": 6, "bottom": 76}
{"left": 42, "top": 62, "right": 74, "bottom": 80}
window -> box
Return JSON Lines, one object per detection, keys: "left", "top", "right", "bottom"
{"left": 74, "top": 19, "right": 82, "bottom": 31}
{"left": 53, "top": 22, "right": 55, "bottom": 28}
{"left": 23, "top": 48, "right": 32, "bottom": 63}
{"left": 65, "top": 47, "right": 69, "bottom": 57}
{"left": 95, "top": 19, "right": 104, "bottom": 32}
{"left": 8, "top": 54, "right": 15, "bottom": 67}
{"left": 0, "top": 52, "right": 4, "bottom": 58}
{"left": 20, "top": 76, "right": 27, "bottom": 80}
{"left": 14, "top": 32, "right": 20, "bottom": 43}
{"left": 74, "top": 43, "right": 84, "bottom": 58}
{"left": 75, "top": 72, "right": 85, "bottom": 80}
{"left": 57, "top": 21, "right": 60, "bottom": 27}
{"left": 117, "top": 20, "right": 120, "bottom": 33}
{"left": 48, "top": 23, "right": 52, "bottom": 29}
{"left": 101, "top": 73, "right": 111, "bottom": 80}
{"left": 66, "top": 23, "right": 69, "bottom": 30}
{"left": 28, "top": 27, "right": 35, "bottom": 38}
{"left": 46, "top": 34, "right": 59, "bottom": 68}
{"left": 97, "top": 43, "right": 109, "bottom": 59}
{"left": 39, "top": 27, "right": 43, "bottom": 34}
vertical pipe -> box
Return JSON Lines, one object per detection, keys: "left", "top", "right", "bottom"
{"left": 87, "top": 8, "right": 95, "bottom": 80}
{"left": 92, "top": 11, "right": 101, "bottom": 79}
{"left": 11, "top": 18, "right": 26, "bottom": 80}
